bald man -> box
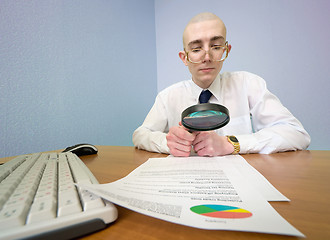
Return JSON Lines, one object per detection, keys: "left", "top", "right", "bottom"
{"left": 133, "top": 12, "right": 310, "bottom": 157}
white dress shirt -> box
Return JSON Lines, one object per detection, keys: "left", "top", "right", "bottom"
{"left": 133, "top": 71, "right": 310, "bottom": 154}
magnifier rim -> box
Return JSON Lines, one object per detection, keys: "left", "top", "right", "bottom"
{"left": 181, "top": 103, "right": 230, "bottom": 131}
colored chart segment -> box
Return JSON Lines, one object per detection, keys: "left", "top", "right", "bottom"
{"left": 190, "top": 204, "right": 253, "bottom": 219}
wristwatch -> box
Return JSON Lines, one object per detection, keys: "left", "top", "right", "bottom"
{"left": 226, "top": 135, "right": 240, "bottom": 154}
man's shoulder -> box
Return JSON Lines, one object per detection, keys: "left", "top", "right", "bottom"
{"left": 220, "top": 71, "right": 268, "bottom": 98}
{"left": 221, "top": 71, "right": 266, "bottom": 85}
{"left": 158, "top": 80, "right": 192, "bottom": 95}
{"left": 222, "top": 71, "right": 261, "bottom": 80}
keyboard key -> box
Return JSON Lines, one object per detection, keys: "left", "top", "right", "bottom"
{"left": 0, "top": 187, "right": 13, "bottom": 209}
{"left": 79, "top": 188, "right": 105, "bottom": 210}
{"left": 58, "top": 190, "right": 82, "bottom": 217}
{"left": 0, "top": 203, "right": 30, "bottom": 229}
{"left": 67, "top": 155, "right": 92, "bottom": 184}
{"left": 27, "top": 197, "right": 56, "bottom": 224}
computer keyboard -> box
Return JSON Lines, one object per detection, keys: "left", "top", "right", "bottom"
{"left": 0, "top": 152, "right": 117, "bottom": 240}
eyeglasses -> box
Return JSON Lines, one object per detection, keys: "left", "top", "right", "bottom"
{"left": 185, "top": 41, "right": 229, "bottom": 64}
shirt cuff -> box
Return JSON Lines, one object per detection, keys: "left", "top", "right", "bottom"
{"left": 235, "top": 134, "right": 259, "bottom": 154}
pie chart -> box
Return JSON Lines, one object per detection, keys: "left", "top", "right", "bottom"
{"left": 190, "top": 204, "right": 253, "bottom": 219}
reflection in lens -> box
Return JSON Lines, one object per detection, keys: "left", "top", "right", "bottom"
{"left": 183, "top": 110, "right": 228, "bottom": 130}
{"left": 186, "top": 110, "right": 223, "bottom": 118}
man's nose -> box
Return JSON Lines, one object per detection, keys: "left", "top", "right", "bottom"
{"left": 203, "top": 50, "right": 212, "bottom": 62}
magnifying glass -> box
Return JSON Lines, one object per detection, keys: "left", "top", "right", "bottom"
{"left": 181, "top": 103, "right": 230, "bottom": 131}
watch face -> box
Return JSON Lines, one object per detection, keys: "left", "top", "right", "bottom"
{"left": 229, "top": 136, "right": 238, "bottom": 142}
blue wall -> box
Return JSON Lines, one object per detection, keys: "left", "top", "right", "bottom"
{"left": 155, "top": 0, "right": 330, "bottom": 150}
{"left": 1, "top": 0, "right": 329, "bottom": 157}
{"left": 0, "top": 0, "right": 157, "bottom": 157}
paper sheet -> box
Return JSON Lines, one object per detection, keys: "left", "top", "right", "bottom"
{"left": 79, "top": 155, "right": 303, "bottom": 237}
{"left": 167, "top": 155, "right": 289, "bottom": 201}
{"left": 226, "top": 155, "right": 290, "bottom": 201}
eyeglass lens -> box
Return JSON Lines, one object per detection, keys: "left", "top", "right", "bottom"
{"left": 188, "top": 47, "right": 227, "bottom": 63}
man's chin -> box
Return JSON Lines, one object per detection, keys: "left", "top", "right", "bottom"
{"left": 193, "top": 77, "right": 214, "bottom": 89}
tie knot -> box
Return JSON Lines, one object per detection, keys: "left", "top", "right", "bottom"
{"left": 199, "top": 90, "right": 212, "bottom": 103}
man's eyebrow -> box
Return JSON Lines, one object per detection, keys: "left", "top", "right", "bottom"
{"left": 210, "top": 36, "right": 225, "bottom": 42}
{"left": 187, "top": 36, "right": 225, "bottom": 48}
{"left": 187, "top": 39, "right": 202, "bottom": 47}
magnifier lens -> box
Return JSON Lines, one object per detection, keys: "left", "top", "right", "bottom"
{"left": 181, "top": 103, "right": 230, "bottom": 131}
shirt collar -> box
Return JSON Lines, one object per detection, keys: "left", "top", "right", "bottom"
{"left": 190, "top": 81, "right": 203, "bottom": 104}
{"left": 208, "top": 74, "right": 221, "bottom": 102}
{"left": 190, "top": 74, "right": 221, "bottom": 103}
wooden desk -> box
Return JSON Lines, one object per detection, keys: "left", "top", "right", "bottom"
{"left": 2, "top": 147, "right": 330, "bottom": 239}
{"left": 74, "top": 147, "right": 329, "bottom": 240}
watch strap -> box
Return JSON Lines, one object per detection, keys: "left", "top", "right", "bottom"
{"left": 226, "top": 135, "right": 240, "bottom": 154}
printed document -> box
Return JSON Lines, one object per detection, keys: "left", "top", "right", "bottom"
{"left": 79, "top": 155, "right": 304, "bottom": 237}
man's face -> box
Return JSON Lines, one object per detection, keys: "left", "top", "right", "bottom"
{"left": 180, "top": 19, "right": 228, "bottom": 89}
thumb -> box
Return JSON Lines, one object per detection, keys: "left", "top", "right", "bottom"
{"left": 179, "top": 121, "right": 196, "bottom": 135}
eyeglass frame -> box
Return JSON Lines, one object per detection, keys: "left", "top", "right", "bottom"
{"left": 184, "top": 41, "right": 229, "bottom": 64}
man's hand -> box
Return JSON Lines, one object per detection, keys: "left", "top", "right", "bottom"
{"left": 166, "top": 125, "right": 196, "bottom": 157}
{"left": 192, "top": 131, "right": 234, "bottom": 157}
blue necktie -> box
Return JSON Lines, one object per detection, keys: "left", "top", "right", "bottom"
{"left": 199, "top": 90, "right": 212, "bottom": 103}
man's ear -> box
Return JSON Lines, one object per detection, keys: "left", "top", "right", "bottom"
{"left": 228, "top": 44, "right": 232, "bottom": 54}
{"left": 179, "top": 51, "right": 188, "bottom": 66}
